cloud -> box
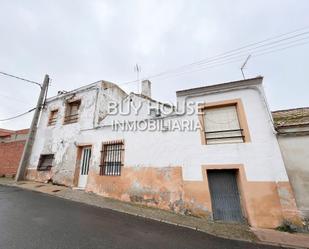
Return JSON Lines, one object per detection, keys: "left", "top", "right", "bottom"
{"left": 0, "top": 0, "right": 308, "bottom": 129}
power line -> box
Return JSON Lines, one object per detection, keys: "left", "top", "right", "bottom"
{"left": 254, "top": 39, "right": 309, "bottom": 58}
{"left": 146, "top": 31, "right": 309, "bottom": 80}
{"left": 119, "top": 26, "right": 309, "bottom": 86}
{"left": 150, "top": 40, "right": 309, "bottom": 81}
{"left": 0, "top": 71, "right": 41, "bottom": 87}
{"left": 0, "top": 108, "right": 35, "bottom": 122}
{"left": 170, "top": 29, "right": 309, "bottom": 71}
{"left": 0, "top": 75, "right": 49, "bottom": 122}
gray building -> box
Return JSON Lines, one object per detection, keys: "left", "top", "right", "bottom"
{"left": 273, "top": 107, "right": 309, "bottom": 220}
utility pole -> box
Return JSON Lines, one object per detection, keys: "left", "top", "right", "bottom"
{"left": 15, "top": 74, "right": 50, "bottom": 181}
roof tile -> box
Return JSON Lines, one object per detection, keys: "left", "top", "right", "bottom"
{"left": 272, "top": 107, "right": 309, "bottom": 128}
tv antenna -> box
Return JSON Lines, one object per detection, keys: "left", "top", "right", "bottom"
{"left": 240, "top": 55, "right": 251, "bottom": 79}
{"left": 134, "top": 64, "right": 141, "bottom": 93}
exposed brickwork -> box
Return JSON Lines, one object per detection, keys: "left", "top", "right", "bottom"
{"left": 0, "top": 140, "right": 26, "bottom": 177}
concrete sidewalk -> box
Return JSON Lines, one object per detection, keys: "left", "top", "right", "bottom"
{"left": 252, "top": 228, "right": 309, "bottom": 249}
{"left": 1, "top": 178, "right": 308, "bottom": 248}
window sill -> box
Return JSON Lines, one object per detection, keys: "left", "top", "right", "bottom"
{"left": 63, "top": 121, "right": 78, "bottom": 125}
{"left": 203, "top": 141, "right": 247, "bottom": 146}
{"left": 37, "top": 168, "right": 52, "bottom": 172}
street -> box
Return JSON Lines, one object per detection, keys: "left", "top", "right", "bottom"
{"left": 0, "top": 185, "right": 281, "bottom": 249}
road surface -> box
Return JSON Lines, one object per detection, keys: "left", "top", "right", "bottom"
{"left": 0, "top": 185, "right": 282, "bottom": 249}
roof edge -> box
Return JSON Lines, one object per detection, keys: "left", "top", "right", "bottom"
{"left": 176, "top": 76, "right": 263, "bottom": 97}
{"left": 272, "top": 107, "right": 309, "bottom": 113}
{"left": 46, "top": 80, "right": 128, "bottom": 103}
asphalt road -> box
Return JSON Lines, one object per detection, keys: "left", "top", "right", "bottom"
{"left": 0, "top": 185, "right": 282, "bottom": 249}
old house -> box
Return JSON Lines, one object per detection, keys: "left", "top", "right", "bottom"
{"left": 0, "top": 128, "right": 29, "bottom": 177}
{"left": 26, "top": 76, "right": 300, "bottom": 229}
{"left": 273, "top": 108, "right": 309, "bottom": 221}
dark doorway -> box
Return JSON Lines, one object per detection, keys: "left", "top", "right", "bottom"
{"left": 207, "top": 169, "right": 243, "bottom": 223}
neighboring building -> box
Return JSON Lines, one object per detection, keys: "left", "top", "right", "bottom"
{"left": 0, "top": 128, "right": 29, "bottom": 177}
{"left": 273, "top": 107, "right": 309, "bottom": 220}
{"left": 26, "top": 77, "right": 300, "bottom": 228}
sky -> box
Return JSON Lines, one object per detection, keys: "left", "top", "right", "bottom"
{"left": 0, "top": 0, "right": 308, "bottom": 130}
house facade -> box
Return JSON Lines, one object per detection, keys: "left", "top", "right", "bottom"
{"left": 0, "top": 128, "right": 29, "bottom": 177}
{"left": 273, "top": 108, "right": 309, "bottom": 220}
{"left": 26, "top": 77, "right": 300, "bottom": 228}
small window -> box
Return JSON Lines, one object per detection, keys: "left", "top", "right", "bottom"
{"left": 204, "top": 105, "right": 244, "bottom": 144}
{"left": 37, "top": 154, "right": 54, "bottom": 171}
{"left": 48, "top": 109, "right": 58, "bottom": 126}
{"left": 100, "top": 141, "right": 124, "bottom": 176}
{"left": 64, "top": 100, "right": 81, "bottom": 124}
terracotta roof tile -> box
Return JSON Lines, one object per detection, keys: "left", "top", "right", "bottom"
{"left": 272, "top": 107, "right": 309, "bottom": 128}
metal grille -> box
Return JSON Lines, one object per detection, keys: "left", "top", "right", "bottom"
{"left": 37, "top": 154, "right": 54, "bottom": 171}
{"left": 81, "top": 147, "right": 91, "bottom": 175}
{"left": 205, "top": 129, "right": 244, "bottom": 142}
{"left": 207, "top": 170, "right": 244, "bottom": 223}
{"left": 100, "top": 141, "right": 124, "bottom": 176}
{"left": 204, "top": 105, "right": 244, "bottom": 144}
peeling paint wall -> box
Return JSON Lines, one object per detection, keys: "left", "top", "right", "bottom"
{"left": 27, "top": 81, "right": 127, "bottom": 186}
{"left": 27, "top": 79, "right": 300, "bottom": 228}
{"left": 277, "top": 134, "right": 309, "bottom": 219}
{"left": 86, "top": 167, "right": 186, "bottom": 213}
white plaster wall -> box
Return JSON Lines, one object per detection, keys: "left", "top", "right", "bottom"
{"left": 29, "top": 80, "right": 289, "bottom": 186}
{"left": 78, "top": 86, "right": 288, "bottom": 182}
{"left": 101, "top": 93, "right": 173, "bottom": 125}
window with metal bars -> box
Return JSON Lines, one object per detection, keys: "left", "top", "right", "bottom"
{"left": 100, "top": 141, "right": 124, "bottom": 176}
{"left": 37, "top": 154, "right": 54, "bottom": 171}
{"left": 204, "top": 105, "right": 244, "bottom": 144}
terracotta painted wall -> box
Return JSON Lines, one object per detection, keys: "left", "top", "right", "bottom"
{"left": 85, "top": 164, "right": 300, "bottom": 228}
{"left": 26, "top": 168, "right": 73, "bottom": 186}
{"left": 86, "top": 167, "right": 186, "bottom": 213}
{"left": 26, "top": 169, "right": 53, "bottom": 183}
{"left": 182, "top": 179, "right": 298, "bottom": 228}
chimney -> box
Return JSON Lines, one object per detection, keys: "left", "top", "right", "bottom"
{"left": 141, "top": 79, "right": 151, "bottom": 98}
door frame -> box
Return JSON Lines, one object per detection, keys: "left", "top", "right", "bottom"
{"left": 201, "top": 164, "right": 249, "bottom": 223}
{"left": 73, "top": 144, "right": 93, "bottom": 188}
